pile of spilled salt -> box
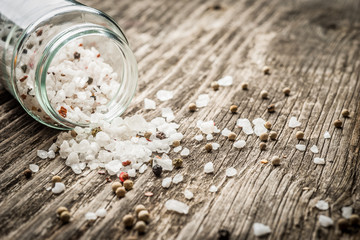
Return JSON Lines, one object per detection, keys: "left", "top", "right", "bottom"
{"left": 165, "top": 199, "right": 190, "bottom": 214}
{"left": 156, "top": 90, "right": 174, "bottom": 101}
{"left": 253, "top": 223, "right": 271, "bottom": 237}
{"left": 184, "top": 189, "right": 194, "bottom": 200}
{"left": 204, "top": 162, "right": 214, "bottom": 173}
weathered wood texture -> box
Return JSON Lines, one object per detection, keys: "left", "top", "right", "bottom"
{"left": 1, "top": 0, "right": 360, "bottom": 239}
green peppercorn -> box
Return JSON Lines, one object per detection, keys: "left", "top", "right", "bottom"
{"left": 91, "top": 127, "right": 102, "bottom": 137}
{"left": 144, "top": 132, "right": 152, "bottom": 139}
{"left": 172, "top": 158, "right": 183, "bottom": 168}
{"left": 172, "top": 140, "right": 180, "bottom": 147}
{"left": 205, "top": 143, "right": 213, "bottom": 152}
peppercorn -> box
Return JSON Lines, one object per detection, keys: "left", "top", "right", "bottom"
{"left": 283, "top": 87, "right": 291, "bottom": 96}
{"left": 52, "top": 175, "right": 62, "bottom": 184}
{"left": 188, "top": 103, "right": 197, "bottom": 112}
{"left": 218, "top": 229, "right": 230, "bottom": 240}
{"left": 144, "top": 132, "right": 152, "bottom": 139}
{"left": 267, "top": 104, "right": 275, "bottom": 113}
{"left": 138, "top": 210, "right": 150, "bottom": 222}
{"left": 123, "top": 214, "right": 134, "bottom": 228}
{"left": 123, "top": 180, "right": 134, "bottom": 191}
{"left": 349, "top": 214, "right": 360, "bottom": 227}
{"left": 112, "top": 182, "right": 122, "bottom": 193}
{"left": 341, "top": 109, "right": 350, "bottom": 118}
{"left": 263, "top": 66, "right": 270, "bottom": 75}
{"left": 228, "top": 132, "right": 237, "bottom": 141}
{"left": 60, "top": 211, "right": 71, "bottom": 223}
{"left": 241, "top": 82, "right": 248, "bottom": 90}
{"left": 156, "top": 131, "right": 166, "bottom": 140}
{"left": 334, "top": 119, "right": 342, "bottom": 128}
{"left": 296, "top": 131, "right": 304, "bottom": 140}
{"left": 337, "top": 218, "right": 349, "bottom": 232}
{"left": 91, "top": 127, "right": 102, "bottom": 137}
{"left": 135, "top": 221, "right": 147, "bottom": 234}
{"left": 116, "top": 187, "right": 126, "bottom": 198}
{"left": 135, "top": 205, "right": 147, "bottom": 216}
{"left": 119, "top": 172, "right": 129, "bottom": 182}
{"left": 260, "top": 90, "right": 268, "bottom": 99}
{"left": 264, "top": 121, "right": 272, "bottom": 130}
{"left": 73, "top": 52, "right": 80, "bottom": 59}
{"left": 205, "top": 143, "right": 213, "bottom": 152}
{"left": 152, "top": 164, "right": 162, "bottom": 177}
{"left": 211, "top": 81, "right": 219, "bottom": 91}
{"left": 259, "top": 132, "right": 268, "bottom": 142}
{"left": 229, "top": 105, "right": 238, "bottom": 113}
{"left": 269, "top": 131, "right": 277, "bottom": 140}
{"left": 271, "top": 156, "right": 281, "bottom": 166}
{"left": 259, "top": 142, "right": 266, "bottom": 151}
{"left": 56, "top": 206, "right": 68, "bottom": 216}
{"left": 172, "top": 140, "right": 180, "bottom": 147}
{"left": 172, "top": 158, "right": 183, "bottom": 168}
{"left": 23, "top": 169, "right": 32, "bottom": 179}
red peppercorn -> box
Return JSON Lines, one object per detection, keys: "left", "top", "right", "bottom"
{"left": 97, "top": 53, "right": 101, "bottom": 58}
{"left": 122, "top": 160, "right": 131, "bottom": 166}
{"left": 58, "top": 106, "right": 67, "bottom": 118}
{"left": 119, "top": 172, "right": 129, "bottom": 182}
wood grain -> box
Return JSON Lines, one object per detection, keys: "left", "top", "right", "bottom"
{"left": 1, "top": 0, "right": 360, "bottom": 239}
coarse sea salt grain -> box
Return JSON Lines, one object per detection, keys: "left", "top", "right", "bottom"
{"left": 319, "top": 215, "right": 333, "bottom": 227}
{"left": 209, "top": 185, "right": 218, "bottom": 192}
{"left": 324, "top": 131, "right": 331, "bottom": 139}
{"left": 95, "top": 208, "right": 107, "bottom": 217}
{"left": 144, "top": 98, "right": 156, "bottom": 110}
{"left": 226, "top": 167, "right": 237, "bottom": 177}
{"left": 128, "top": 168, "right": 136, "bottom": 178}
{"left": 341, "top": 206, "right": 353, "bottom": 219}
{"left": 315, "top": 200, "right": 329, "bottom": 210}
{"left": 48, "top": 150, "right": 55, "bottom": 159}
{"left": 196, "top": 94, "right": 210, "bottom": 108}
{"left": 165, "top": 199, "right": 190, "bottom": 214}
{"left": 162, "top": 177, "right": 172, "bottom": 188}
{"left": 184, "top": 189, "right": 194, "bottom": 200}
{"left": 197, "top": 120, "right": 215, "bottom": 134}
{"left": 204, "top": 162, "right": 214, "bottom": 173}
{"left": 206, "top": 134, "right": 213, "bottom": 141}
{"left": 85, "top": 212, "right": 97, "bottom": 220}
{"left": 173, "top": 174, "right": 184, "bottom": 184}
{"left": 194, "top": 135, "right": 204, "bottom": 141}
{"left": 253, "top": 223, "right": 271, "bottom": 237}
{"left": 52, "top": 182, "right": 65, "bottom": 194}
{"left": 154, "top": 155, "right": 173, "bottom": 171}
{"left": 139, "top": 164, "right": 147, "bottom": 174}
{"left": 162, "top": 108, "right": 175, "bottom": 122}
{"left": 296, "top": 144, "right": 306, "bottom": 151}
{"left": 212, "top": 143, "right": 220, "bottom": 150}
{"left": 289, "top": 117, "right": 301, "bottom": 128}
{"left": 221, "top": 128, "right": 232, "bottom": 137}
{"left": 180, "top": 148, "right": 190, "bottom": 157}
{"left": 156, "top": 90, "right": 173, "bottom": 101}
{"left": 37, "top": 150, "right": 48, "bottom": 159}
{"left": 314, "top": 157, "right": 325, "bottom": 165}
{"left": 310, "top": 145, "right": 319, "bottom": 153}
{"left": 174, "top": 146, "right": 182, "bottom": 153}
{"left": 217, "top": 76, "right": 233, "bottom": 86}
{"left": 252, "top": 118, "right": 267, "bottom": 136}
{"left": 236, "top": 119, "right": 254, "bottom": 135}
{"left": 29, "top": 164, "right": 39, "bottom": 173}
{"left": 233, "top": 140, "right": 246, "bottom": 149}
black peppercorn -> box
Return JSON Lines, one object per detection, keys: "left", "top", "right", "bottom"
{"left": 218, "top": 229, "right": 230, "bottom": 240}
{"left": 152, "top": 164, "right": 162, "bottom": 177}
{"left": 23, "top": 169, "right": 32, "bottom": 179}
{"left": 74, "top": 52, "right": 81, "bottom": 60}
{"left": 156, "top": 132, "right": 166, "bottom": 140}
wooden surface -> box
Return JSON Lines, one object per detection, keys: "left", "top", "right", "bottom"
{"left": 1, "top": 0, "right": 360, "bottom": 239}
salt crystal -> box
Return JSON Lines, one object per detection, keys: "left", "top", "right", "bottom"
{"left": 209, "top": 185, "right": 218, "bottom": 192}
{"left": 341, "top": 206, "right": 352, "bottom": 219}
{"left": 162, "top": 108, "right": 175, "bottom": 122}
{"left": 212, "top": 143, "right": 220, "bottom": 150}
{"left": 310, "top": 145, "right": 319, "bottom": 154}
{"left": 314, "top": 157, "right": 325, "bottom": 165}
{"left": 95, "top": 208, "right": 107, "bottom": 217}
{"left": 324, "top": 131, "right": 331, "bottom": 139}
{"left": 194, "top": 135, "right": 204, "bottom": 141}
{"left": 319, "top": 215, "right": 333, "bottom": 227}
{"left": 184, "top": 189, "right": 194, "bottom": 200}
{"left": 226, "top": 167, "right": 237, "bottom": 177}
{"left": 173, "top": 174, "right": 184, "bottom": 184}
{"left": 48, "top": 150, "right": 55, "bottom": 159}
{"left": 204, "top": 162, "right": 214, "bottom": 173}
{"left": 236, "top": 119, "right": 254, "bottom": 135}
{"left": 196, "top": 94, "right": 210, "bottom": 108}
{"left": 174, "top": 146, "right": 182, "bottom": 153}
{"left": 29, "top": 164, "right": 39, "bottom": 173}
{"left": 95, "top": 131, "right": 110, "bottom": 147}
{"left": 180, "top": 148, "right": 190, "bottom": 157}
{"left": 315, "top": 200, "right": 329, "bottom": 210}
{"left": 221, "top": 128, "right": 231, "bottom": 137}
{"left": 52, "top": 182, "right": 65, "bottom": 194}
{"left": 128, "top": 169, "right": 136, "bottom": 177}
{"left": 37, "top": 150, "right": 48, "bottom": 159}
{"left": 154, "top": 156, "right": 173, "bottom": 171}
{"left": 165, "top": 199, "right": 190, "bottom": 214}
{"left": 217, "top": 76, "right": 233, "bottom": 86}
{"left": 289, "top": 117, "right": 301, "bottom": 128}
{"left": 253, "top": 223, "right": 271, "bottom": 237}
{"left": 156, "top": 90, "right": 173, "bottom": 101}
{"left": 85, "top": 212, "right": 97, "bottom": 220}
{"left": 197, "top": 120, "right": 215, "bottom": 134}
{"left": 139, "top": 164, "right": 147, "bottom": 173}
{"left": 206, "top": 134, "right": 213, "bottom": 140}
{"left": 162, "top": 177, "right": 172, "bottom": 188}
{"left": 213, "top": 126, "right": 220, "bottom": 133}
{"left": 252, "top": 118, "right": 267, "bottom": 136}
{"left": 144, "top": 98, "right": 156, "bottom": 109}
{"left": 233, "top": 140, "right": 246, "bottom": 149}
{"left": 296, "top": 144, "right": 306, "bottom": 151}
{"left": 46, "top": 186, "right": 52, "bottom": 191}
{"left": 105, "top": 160, "right": 122, "bottom": 175}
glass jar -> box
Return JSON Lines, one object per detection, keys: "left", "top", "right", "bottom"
{"left": 0, "top": 0, "right": 138, "bottom": 129}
